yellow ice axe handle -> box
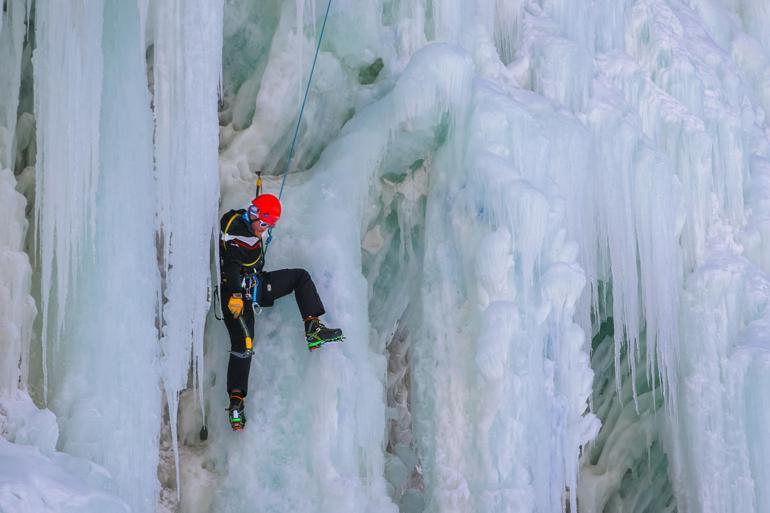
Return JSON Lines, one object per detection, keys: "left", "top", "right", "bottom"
{"left": 237, "top": 317, "right": 253, "bottom": 351}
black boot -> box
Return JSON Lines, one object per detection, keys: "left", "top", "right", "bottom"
{"left": 228, "top": 390, "right": 246, "bottom": 430}
{"left": 304, "top": 317, "right": 344, "bottom": 351}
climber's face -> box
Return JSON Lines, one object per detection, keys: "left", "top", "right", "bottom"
{"left": 248, "top": 209, "right": 273, "bottom": 235}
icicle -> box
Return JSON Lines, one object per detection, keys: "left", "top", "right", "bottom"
{"left": 0, "top": 0, "right": 27, "bottom": 170}
{"left": 137, "top": 0, "right": 150, "bottom": 52}
{"left": 152, "top": 0, "right": 223, "bottom": 495}
{"left": 0, "top": 0, "right": 33, "bottom": 395}
{"left": 34, "top": 0, "right": 104, "bottom": 403}
{"left": 166, "top": 388, "right": 182, "bottom": 502}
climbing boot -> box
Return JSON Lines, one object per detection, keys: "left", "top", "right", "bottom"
{"left": 228, "top": 391, "right": 246, "bottom": 431}
{"left": 304, "top": 317, "right": 344, "bottom": 351}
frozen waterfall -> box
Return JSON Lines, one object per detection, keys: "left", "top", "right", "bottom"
{"left": 2, "top": 1, "right": 770, "bottom": 513}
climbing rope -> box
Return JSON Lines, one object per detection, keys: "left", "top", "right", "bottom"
{"left": 204, "top": 4, "right": 334, "bottom": 441}
{"left": 264, "top": 0, "right": 333, "bottom": 251}
{"left": 278, "top": 0, "right": 333, "bottom": 200}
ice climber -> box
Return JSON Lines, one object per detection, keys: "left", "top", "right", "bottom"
{"left": 219, "top": 193, "right": 343, "bottom": 430}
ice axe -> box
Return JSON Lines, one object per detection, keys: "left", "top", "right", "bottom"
{"left": 225, "top": 314, "right": 254, "bottom": 359}
{"left": 238, "top": 316, "right": 254, "bottom": 355}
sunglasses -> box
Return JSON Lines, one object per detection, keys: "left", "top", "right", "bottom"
{"left": 247, "top": 205, "right": 275, "bottom": 228}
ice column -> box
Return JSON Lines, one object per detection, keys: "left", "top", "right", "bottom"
{"left": 579, "top": 1, "right": 770, "bottom": 511}
{"left": 151, "top": 0, "right": 223, "bottom": 491}
{"left": 33, "top": 0, "right": 104, "bottom": 401}
{"left": 0, "top": 0, "right": 33, "bottom": 393}
{"left": 411, "top": 79, "right": 600, "bottom": 513}
{"left": 671, "top": 245, "right": 770, "bottom": 513}
{"left": 35, "top": 1, "right": 163, "bottom": 512}
{"left": 0, "top": 0, "right": 27, "bottom": 169}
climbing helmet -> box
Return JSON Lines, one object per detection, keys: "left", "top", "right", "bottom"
{"left": 249, "top": 194, "right": 282, "bottom": 227}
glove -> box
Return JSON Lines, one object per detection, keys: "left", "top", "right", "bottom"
{"left": 228, "top": 294, "right": 244, "bottom": 318}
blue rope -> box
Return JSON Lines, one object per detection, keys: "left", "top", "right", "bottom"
{"left": 278, "top": 0, "right": 333, "bottom": 200}
{"left": 266, "top": 0, "right": 333, "bottom": 249}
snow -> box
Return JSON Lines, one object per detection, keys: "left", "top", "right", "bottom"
{"left": 2, "top": 0, "right": 770, "bottom": 512}
{"left": 0, "top": 392, "right": 130, "bottom": 513}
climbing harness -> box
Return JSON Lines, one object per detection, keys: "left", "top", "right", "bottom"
{"left": 241, "top": 272, "right": 263, "bottom": 315}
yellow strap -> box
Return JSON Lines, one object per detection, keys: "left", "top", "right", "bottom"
{"left": 242, "top": 256, "right": 261, "bottom": 267}
{"left": 222, "top": 211, "right": 262, "bottom": 266}
{"left": 222, "top": 213, "right": 240, "bottom": 251}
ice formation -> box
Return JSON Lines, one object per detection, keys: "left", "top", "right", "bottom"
{"left": 1, "top": 0, "right": 770, "bottom": 512}
{"left": 151, "top": 0, "right": 223, "bottom": 498}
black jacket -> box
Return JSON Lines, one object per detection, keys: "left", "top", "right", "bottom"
{"left": 219, "top": 209, "right": 265, "bottom": 298}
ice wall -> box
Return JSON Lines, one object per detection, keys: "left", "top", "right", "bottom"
{"left": 670, "top": 237, "right": 770, "bottom": 513}
{"left": 3, "top": 0, "right": 770, "bottom": 512}
{"left": 210, "top": 2, "right": 600, "bottom": 512}
{"left": 210, "top": 1, "right": 770, "bottom": 512}
{"left": 588, "top": 2, "right": 770, "bottom": 511}
{"left": 30, "top": 0, "right": 226, "bottom": 510}
{"left": 410, "top": 80, "right": 600, "bottom": 513}
{"left": 33, "top": 1, "right": 163, "bottom": 512}
{"left": 0, "top": 167, "right": 33, "bottom": 394}
{"left": 1, "top": 4, "right": 130, "bottom": 512}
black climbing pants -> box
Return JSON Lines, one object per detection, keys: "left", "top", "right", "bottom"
{"left": 221, "top": 268, "right": 325, "bottom": 396}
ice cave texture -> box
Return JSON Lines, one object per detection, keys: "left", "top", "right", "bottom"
{"left": 2, "top": 0, "right": 770, "bottom": 512}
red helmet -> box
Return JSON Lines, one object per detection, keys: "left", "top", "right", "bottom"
{"left": 250, "top": 194, "right": 282, "bottom": 226}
